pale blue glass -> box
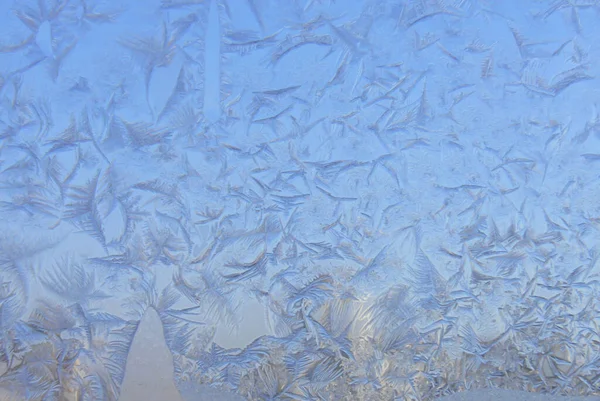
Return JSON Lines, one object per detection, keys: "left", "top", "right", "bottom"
{"left": 0, "top": 1, "right": 599, "bottom": 400}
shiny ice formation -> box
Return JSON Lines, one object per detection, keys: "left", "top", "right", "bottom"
{"left": 1, "top": 0, "right": 600, "bottom": 400}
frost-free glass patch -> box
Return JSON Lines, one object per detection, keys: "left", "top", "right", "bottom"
{"left": 1, "top": 0, "right": 600, "bottom": 400}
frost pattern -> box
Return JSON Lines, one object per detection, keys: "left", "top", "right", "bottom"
{"left": 1, "top": 0, "right": 600, "bottom": 400}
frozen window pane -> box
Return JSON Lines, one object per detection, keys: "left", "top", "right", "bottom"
{"left": 1, "top": 0, "right": 599, "bottom": 400}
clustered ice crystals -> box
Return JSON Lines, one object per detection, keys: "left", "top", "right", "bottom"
{"left": 0, "top": 0, "right": 599, "bottom": 400}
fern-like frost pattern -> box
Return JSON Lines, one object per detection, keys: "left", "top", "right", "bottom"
{"left": 1, "top": 0, "right": 600, "bottom": 400}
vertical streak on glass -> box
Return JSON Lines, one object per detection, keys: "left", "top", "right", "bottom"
{"left": 203, "top": 0, "right": 221, "bottom": 123}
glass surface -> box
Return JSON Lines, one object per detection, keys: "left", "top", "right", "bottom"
{"left": 1, "top": 0, "right": 599, "bottom": 400}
